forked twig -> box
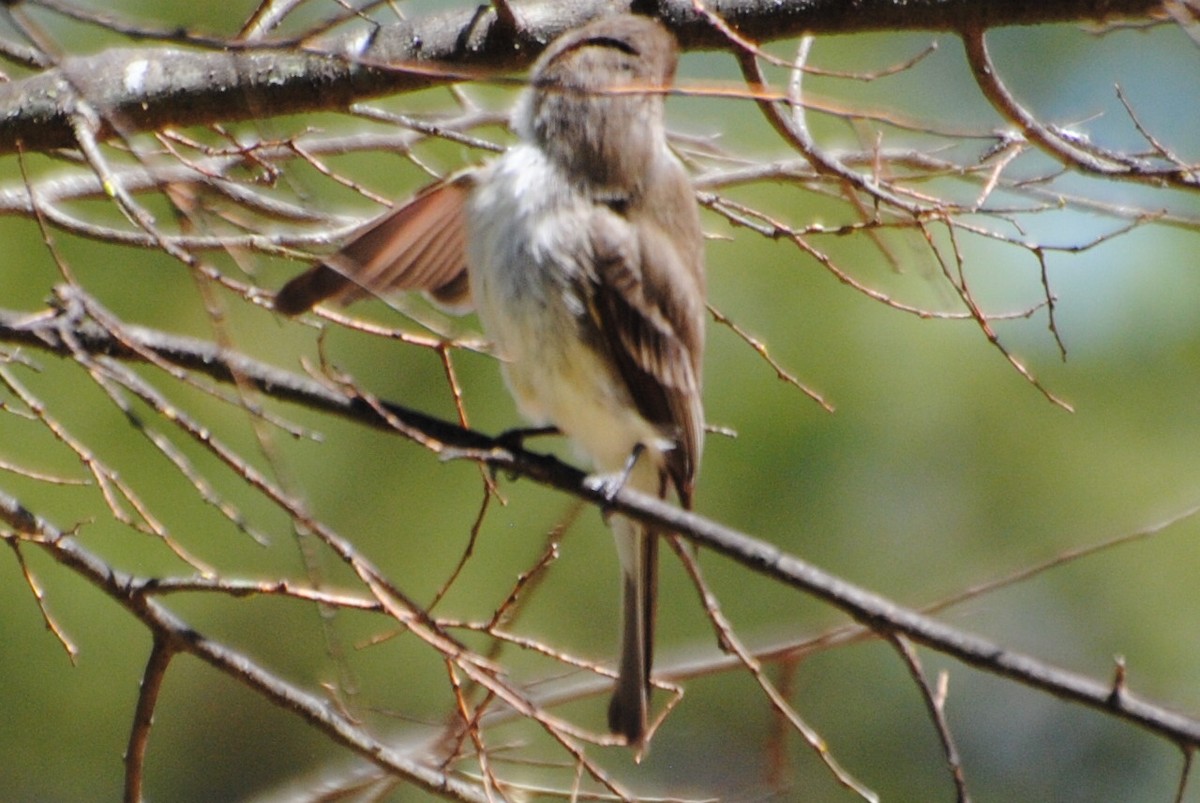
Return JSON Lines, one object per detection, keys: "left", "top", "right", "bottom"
{"left": 667, "top": 535, "right": 878, "bottom": 802}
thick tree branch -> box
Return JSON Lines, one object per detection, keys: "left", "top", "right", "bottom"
{"left": 0, "top": 303, "right": 483, "bottom": 450}
{"left": 0, "top": 0, "right": 1164, "bottom": 155}
{"left": 3, "top": 302, "right": 1199, "bottom": 751}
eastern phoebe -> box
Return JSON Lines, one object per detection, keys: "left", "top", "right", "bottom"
{"left": 276, "top": 14, "right": 705, "bottom": 747}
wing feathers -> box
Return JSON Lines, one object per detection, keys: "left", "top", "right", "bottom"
{"left": 275, "top": 172, "right": 475, "bottom": 315}
{"left": 588, "top": 214, "right": 704, "bottom": 506}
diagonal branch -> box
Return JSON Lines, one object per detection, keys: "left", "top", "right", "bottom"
{"left": 3, "top": 302, "right": 1200, "bottom": 751}
{"left": 0, "top": 494, "right": 492, "bottom": 803}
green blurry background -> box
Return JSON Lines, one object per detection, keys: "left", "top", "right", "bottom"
{"left": 2, "top": 2, "right": 1199, "bottom": 801}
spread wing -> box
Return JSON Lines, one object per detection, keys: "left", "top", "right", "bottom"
{"left": 587, "top": 209, "right": 705, "bottom": 507}
{"left": 275, "top": 172, "right": 475, "bottom": 315}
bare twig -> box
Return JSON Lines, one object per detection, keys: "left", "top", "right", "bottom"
{"left": 887, "top": 635, "right": 970, "bottom": 802}
{"left": 124, "top": 635, "right": 175, "bottom": 803}
{"left": 668, "top": 536, "right": 877, "bottom": 801}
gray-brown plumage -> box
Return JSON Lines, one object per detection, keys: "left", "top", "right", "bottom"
{"left": 277, "top": 15, "right": 704, "bottom": 749}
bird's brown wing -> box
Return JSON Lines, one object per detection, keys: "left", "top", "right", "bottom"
{"left": 586, "top": 209, "right": 705, "bottom": 507}
{"left": 275, "top": 172, "right": 475, "bottom": 315}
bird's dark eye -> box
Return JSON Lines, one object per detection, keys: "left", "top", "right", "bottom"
{"left": 601, "top": 196, "right": 630, "bottom": 216}
{"left": 581, "top": 35, "right": 638, "bottom": 56}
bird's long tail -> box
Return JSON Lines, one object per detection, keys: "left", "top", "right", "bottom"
{"left": 607, "top": 512, "right": 658, "bottom": 747}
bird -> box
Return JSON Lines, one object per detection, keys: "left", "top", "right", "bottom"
{"left": 276, "top": 13, "right": 705, "bottom": 748}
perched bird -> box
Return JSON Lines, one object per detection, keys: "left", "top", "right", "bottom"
{"left": 276, "top": 14, "right": 705, "bottom": 747}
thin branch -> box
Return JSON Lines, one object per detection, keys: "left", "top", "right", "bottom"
{"left": 1176, "top": 746, "right": 1195, "bottom": 803}
{"left": 3, "top": 535, "right": 78, "bottom": 662}
{"left": 706, "top": 302, "right": 833, "bottom": 411}
{"left": 668, "top": 536, "right": 877, "bottom": 801}
{"left": 919, "top": 217, "right": 1073, "bottom": 410}
{"left": 735, "top": 33, "right": 925, "bottom": 215}
{"left": 886, "top": 635, "right": 970, "bottom": 802}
